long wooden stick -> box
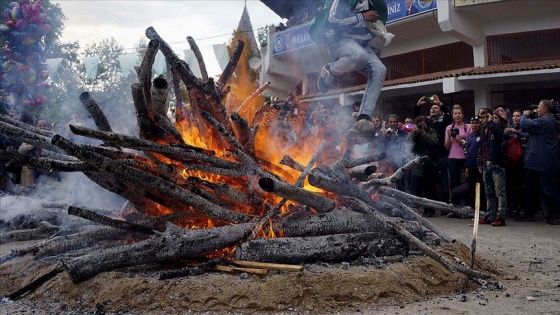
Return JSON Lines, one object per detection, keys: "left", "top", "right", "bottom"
{"left": 463, "top": 182, "right": 481, "bottom": 292}
{"left": 214, "top": 265, "right": 269, "bottom": 276}
{"left": 232, "top": 260, "right": 303, "bottom": 272}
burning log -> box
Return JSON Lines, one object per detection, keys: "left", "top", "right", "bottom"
{"left": 187, "top": 177, "right": 259, "bottom": 206}
{"left": 233, "top": 80, "right": 271, "bottom": 113}
{"left": 62, "top": 223, "right": 253, "bottom": 283}
{"left": 279, "top": 155, "right": 305, "bottom": 172}
{"left": 344, "top": 152, "right": 387, "bottom": 168}
{"left": 231, "top": 112, "right": 251, "bottom": 146}
{"left": 347, "top": 164, "right": 378, "bottom": 181}
{"left": 0, "top": 221, "right": 60, "bottom": 245}
{"left": 154, "top": 113, "right": 185, "bottom": 145}
{"left": 235, "top": 232, "right": 408, "bottom": 264}
{"left": 258, "top": 177, "right": 335, "bottom": 213}
{"left": 68, "top": 124, "right": 220, "bottom": 164}
{"left": 52, "top": 135, "right": 253, "bottom": 223}
{"left": 361, "top": 156, "right": 424, "bottom": 188}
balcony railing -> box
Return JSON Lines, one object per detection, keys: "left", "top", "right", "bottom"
{"left": 487, "top": 28, "right": 560, "bottom": 65}
{"left": 382, "top": 42, "right": 473, "bottom": 80}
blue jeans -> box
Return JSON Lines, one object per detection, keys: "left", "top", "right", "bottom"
{"left": 483, "top": 165, "right": 508, "bottom": 220}
{"left": 327, "top": 37, "right": 386, "bottom": 118}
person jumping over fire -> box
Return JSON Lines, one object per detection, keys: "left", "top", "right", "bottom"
{"left": 309, "top": 0, "right": 389, "bottom": 138}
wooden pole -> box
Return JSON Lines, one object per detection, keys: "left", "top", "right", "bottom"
{"left": 463, "top": 182, "right": 481, "bottom": 292}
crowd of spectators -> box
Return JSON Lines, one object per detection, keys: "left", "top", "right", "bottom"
{"left": 357, "top": 97, "right": 560, "bottom": 226}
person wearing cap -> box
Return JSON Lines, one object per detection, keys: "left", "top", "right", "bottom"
{"left": 478, "top": 107, "right": 508, "bottom": 226}
{"left": 450, "top": 115, "right": 486, "bottom": 211}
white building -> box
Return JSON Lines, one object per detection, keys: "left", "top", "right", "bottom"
{"left": 260, "top": 0, "right": 560, "bottom": 119}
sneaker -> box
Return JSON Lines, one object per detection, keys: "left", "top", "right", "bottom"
{"left": 349, "top": 119, "right": 377, "bottom": 138}
{"left": 479, "top": 218, "right": 492, "bottom": 224}
{"left": 491, "top": 217, "right": 506, "bottom": 226}
{"left": 317, "top": 65, "right": 335, "bottom": 94}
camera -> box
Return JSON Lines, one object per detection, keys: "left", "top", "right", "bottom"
{"left": 423, "top": 96, "right": 434, "bottom": 104}
{"left": 450, "top": 127, "right": 460, "bottom": 138}
{"left": 386, "top": 127, "right": 396, "bottom": 135}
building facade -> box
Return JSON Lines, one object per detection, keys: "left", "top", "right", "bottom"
{"left": 259, "top": 0, "right": 560, "bottom": 119}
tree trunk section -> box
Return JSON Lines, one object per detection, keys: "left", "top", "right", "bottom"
{"left": 234, "top": 232, "right": 408, "bottom": 264}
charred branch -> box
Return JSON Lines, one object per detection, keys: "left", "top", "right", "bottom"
{"left": 68, "top": 124, "right": 223, "bottom": 165}
{"left": 68, "top": 206, "right": 157, "bottom": 235}
{"left": 378, "top": 194, "right": 455, "bottom": 243}
{"left": 52, "top": 135, "right": 253, "bottom": 223}
{"left": 151, "top": 76, "right": 171, "bottom": 118}
{"left": 347, "top": 164, "right": 378, "bottom": 181}
{"left": 0, "top": 114, "right": 53, "bottom": 137}
{"left": 62, "top": 223, "right": 253, "bottom": 283}
{"left": 376, "top": 186, "right": 473, "bottom": 218}
{"left": 361, "top": 156, "right": 424, "bottom": 188}
{"left": 274, "top": 208, "right": 423, "bottom": 239}
{"left": 231, "top": 112, "right": 251, "bottom": 146}
{"left": 218, "top": 40, "right": 243, "bottom": 88}
{"left": 78, "top": 92, "right": 118, "bottom": 149}
{"left": 279, "top": 155, "right": 305, "bottom": 172}
{"left": 0, "top": 120, "right": 59, "bottom": 153}
{"left": 258, "top": 177, "right": 335, "bottom": 213}
{"left": 135, "top": 39, "right": 158, "bottom": 119}
{"left": 131, "top": 82, "right": 155, "bottom": 138}
{"left": 235, "top": 232, "right": 408, "bottom": 264}
{"left": 344, "top": 153, "right": 387, "bottom": 168}
{"left": 234, "top": 81, "right": 271, "bottom": 113}
{"left": 0, "top": 221, "right": 60, "bottom": 245}
{"left": 341, "top": 197, "right": 490, "bottom": 279}
{"left": 145, "top": 27, "right": 211, "bottom": 94}
{"left": 154, "top": 113, "right": 185, "bottom": 145}
{"left": 186, "top": 36, "right": 209, "bottom": 81}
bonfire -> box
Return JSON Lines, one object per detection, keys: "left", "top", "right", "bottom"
{"left": 0, "top": 27, "right": 491, "bottom": 301}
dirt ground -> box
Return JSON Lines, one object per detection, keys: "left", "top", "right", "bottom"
{"left": 1, "top": 215, "right": 559, "bottom": 315}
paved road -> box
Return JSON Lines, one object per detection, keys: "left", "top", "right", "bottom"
{"left": 373, "top": 214, "right": 560, "bottom": 315}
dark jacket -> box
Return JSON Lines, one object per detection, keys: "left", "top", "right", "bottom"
{"left": 465, "top": 131, "right": 482, "bottom": 169}
{"left": 409, "top": 127, "right": 438, "bottom": 161}
{"left": 413, "top": 104, "right": 452, "bottom": 159}
{"left": 520, "top": 113, "right": 560, "bottom": 173}
{"left": 479, "top": 120, "right": 506, "bottom": 167}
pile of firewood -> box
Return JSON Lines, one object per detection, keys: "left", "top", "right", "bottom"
{"left": 0, "top": 27, "right": 490, "bottom": 300}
